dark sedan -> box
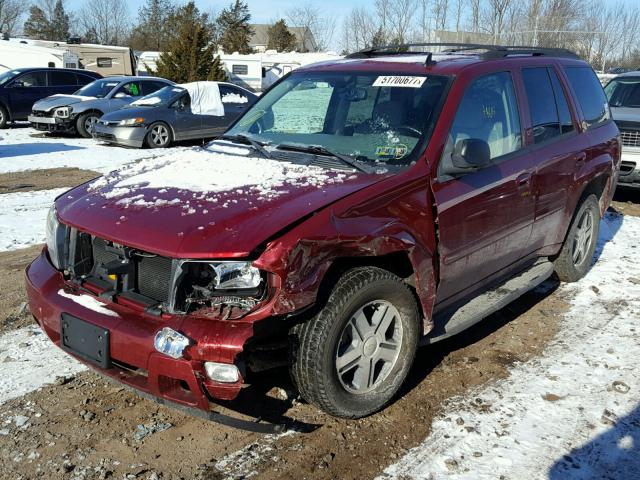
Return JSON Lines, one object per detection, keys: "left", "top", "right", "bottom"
{"left": 93, "top": 81, "right": 257, "bottom": 148}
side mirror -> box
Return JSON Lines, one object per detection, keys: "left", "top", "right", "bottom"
{"left": 114, "top": 92, "right": 127, "bottom": 99}
{"left": 10, "top": 81, "right": 24, "bottom": 88}
{"left": 451, "top": 138, "right": 491, "bottom": 170}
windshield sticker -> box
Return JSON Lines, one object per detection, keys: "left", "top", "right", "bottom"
{"left": 376, "top": 144, "right": 408, "bottom": 159}
{"left": 373, "top": 76, "right": 426, "bottom": 88}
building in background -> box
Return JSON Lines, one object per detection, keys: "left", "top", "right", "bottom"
{"left": 249, "top": 24, "right": 317, "bottom": 53}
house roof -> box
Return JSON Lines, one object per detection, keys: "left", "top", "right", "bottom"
{"left": 249, "top": 24, "right": 316, "bottom": 51}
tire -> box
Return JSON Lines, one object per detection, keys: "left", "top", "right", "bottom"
{"left": 76, "top": 112, "right": 100, "bottom": 138}
{"left": 145, "top": 122, "right": 172, "bottom": 148}
{"left": 0, "top": 104, "right": 8, "bottom": 129}
{"left": 291, "top": 267, "right": 419, "bottom": 418}
{"left": 554, "top": 194, "right": 600, "bottom": 282}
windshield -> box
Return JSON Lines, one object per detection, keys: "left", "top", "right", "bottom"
{"left": 0, "top": 70, "right": 19, "bottom": 87}
{"left": 74, "top": 79, "right": 121, "bottom": 98}
{"left": 226, "top": 71, "right": 449, "bottom": 168}
{"left": 605, "top": 76, "right": 640, "bottom": 108}
{"left": 128, "top": 85, "right": 185, "bottom": 107}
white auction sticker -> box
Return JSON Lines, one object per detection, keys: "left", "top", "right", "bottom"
{"left": 372, "top": 76, "right": 426, "bottom": 88}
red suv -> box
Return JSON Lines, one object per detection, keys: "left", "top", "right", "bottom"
{"left": 26, "top": 44, "right": 620, "bottom": 423}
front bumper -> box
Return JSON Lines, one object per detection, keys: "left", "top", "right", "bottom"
{"left": 28, "top": 114, "right": 74, "bottom": 132}
{"left": 93, "top": 122, "right": 146, "bottom": 148}
{"left": 618, "top": 147, "right": 640, "bottom": 188}
{"left": 25, "top": 250, "right": 255, "bottom": 411}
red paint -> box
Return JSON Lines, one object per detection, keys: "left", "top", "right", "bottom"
{"left": 26, "top": 53, "right": 620, "bottom": 411}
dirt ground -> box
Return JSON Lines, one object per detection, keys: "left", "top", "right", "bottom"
{"left": 0, "top": 168, "right": 100, "bottom": 194}
{"left": 0, "top": 176, "right": 637, "bottom": 480}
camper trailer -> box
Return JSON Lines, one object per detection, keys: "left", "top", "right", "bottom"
{"left": 0, "top": 41, "right": 79, "bottom": 72}
{"left": 136, "top": 51, "right": 161, "bottom": 76}
{"left": 22, "top": 39, "right": 136, "bottom": 76}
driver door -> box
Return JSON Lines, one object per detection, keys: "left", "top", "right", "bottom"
{"left": 8, "top": 70, "right": 48, "bottom": 119}
{"left": 433, "top": 70, "right": 539, "bottom": 304}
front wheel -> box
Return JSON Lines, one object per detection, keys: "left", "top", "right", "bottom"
{"left": 0, "top": 104, "right": 8, "bottom": 128}
{"left": 76, "top": 112, "right": 100, "bottom": 138}
{"left": 291, "top": 267, "right": 419, "bottom": 418}
{"left": 145, "top": 122, "right": 172, "bottom": 148}
{"left": 554, "top": 194, "right": 600, "bottom": 282}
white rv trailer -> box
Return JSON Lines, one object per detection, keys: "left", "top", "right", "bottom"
{"left": 136, "top": 51, "right": 161, "bottom": 75}
{"left": 0, "top": 41, "right": 79, "bottom": 73}
{"left": 220, "top": 51, "right": 342, "bottom": 91}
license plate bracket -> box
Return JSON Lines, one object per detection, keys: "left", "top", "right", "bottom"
{"left": 60, "top": 314, "right": 110, "bottom": 369}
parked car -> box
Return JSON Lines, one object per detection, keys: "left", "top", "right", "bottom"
{"left": 0, "top": 67, "right": 101, "bottom": 128}
{"left": 26, "top": 44, "right": 619, "bottom": 425}
{"left": 604, "top": 71, "right": 640, "bottom": 188}
{"left": 28, "top": 76, "right": 174, "bottom": 137}
{"left": 93, "top": 81, "right": 257, "bottom": 148}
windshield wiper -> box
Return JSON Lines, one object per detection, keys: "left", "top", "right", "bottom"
{"left": 276, "top": 143, "right": 371, "bottom": 173}
{"left": 220, "top": 134, "right": 272, "bottom": 159}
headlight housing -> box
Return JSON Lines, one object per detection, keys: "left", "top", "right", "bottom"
{"left": 53, "top": 106, "right": 71, "bottom": 118}
{"left": 118, "top": 117, "right": 145, "bottom": 126}
{"left": 45, "top": 205, "right": 69, "bottom": 270}
{"left": 172, "top": 261, "right": 265, "bottom": 316}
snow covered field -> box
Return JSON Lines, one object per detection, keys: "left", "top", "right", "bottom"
{"left": 380, "top": 212, "right": 640, "bottom": 480}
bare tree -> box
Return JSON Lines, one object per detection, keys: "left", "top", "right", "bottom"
{"left": 79, "top": 0, "right": 130, "bottom": 45}
{"left": 286, "top": 3, "right": 334, "bottom": 51}
{"left": 340, "top": 6, "right": 376, "bottom": 52}
{"left": 0, "top": 0, "right": 26, "bottom": 35}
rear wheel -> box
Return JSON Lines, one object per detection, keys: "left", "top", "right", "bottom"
{"left": 76, "top": 112, "right": 100, "bottom": 138}
{"left": 145, "top": 122, "right": 172, "bottom": 148}
{"left": 554, "top": 194, "right": 600, "bottom": 282}
{"left": 0, "top": 105, "right": 8, "bottom": 128}
{"left": 291, "top": 267, "right": 419, "bottom": 418}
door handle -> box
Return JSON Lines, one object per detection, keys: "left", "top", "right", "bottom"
{"left": 575, "top": 152, "right": 587, "bottom": 167}
{"left": 516, "top": 172, "right": 532, "bottom": 189}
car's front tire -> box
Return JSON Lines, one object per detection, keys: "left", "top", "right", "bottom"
{"left": 0, "top": 104, "right": 8, "bottom": 128}
{"left": 145, "top": 122, "right": 172, "bottom": 148}
{"left": 291, "top": 267, "right": 419, "bottom": 418}
{"left": 554, "top": 194, "right": 601, "bottom": 282}
{"left": 77, "top": 112, "right": 100, "bottom": 138}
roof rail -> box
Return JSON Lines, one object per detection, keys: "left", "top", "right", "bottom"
{"left": 345, "top": 43, "right": 580, "bottom": 62}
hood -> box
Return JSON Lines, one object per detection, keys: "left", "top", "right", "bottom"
{"left": 100, "top": 106, "right": 163, "bottom": 121}
{"left": 55, "top": 143, "right": 385, "bottom": 259}
{"left": 33, "top": 94, "right": 96, "bottom": 112}
{"left": 611, "top": 106, "right": 640, "bottom": 124}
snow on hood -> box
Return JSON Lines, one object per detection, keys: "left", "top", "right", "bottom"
{"left": 131, "top": 96, "right": 162, "bottom": 106}
{"left": 56, "top": 143, "right": 381, "bottom": 258}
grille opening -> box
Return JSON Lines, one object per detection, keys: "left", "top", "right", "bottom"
{"left": 621, "top": 161, "right": 636, "bottom": 175}
{"left": 621, "top": 130, "right": 640, "bottom": 148}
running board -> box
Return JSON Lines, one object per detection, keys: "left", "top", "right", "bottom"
{"left": 423, "top": 260, "right": 554, "bottom": 345}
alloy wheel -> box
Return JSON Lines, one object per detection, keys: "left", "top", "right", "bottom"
{"left": 335, "top": 300, "right": 403, "bottom": 394}
{"left": 84, "top": 115, "right": 99, "bottom": 134}
{"left": 150, "top": 124, "right": 169, "bottom": 146}
{"left": 572, "top": 208, "right": 594, "bottom": 266}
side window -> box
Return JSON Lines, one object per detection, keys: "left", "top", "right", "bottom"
{"left": 116, "top": 81, "right": 142, "bottom": 97}
{"left": 448, "top": 71, "right": 522, "bottom": 161}
{"left": 522, "top": 67, "right": 561, "bottom": 144}
{"left": 76, "top": 73, "right": 96, "bottom": 86}
{"left": 564, "top": 66, "right": 610, "bottom": 129}
{"left": 220, "top": 85, "right": 250, "bottom": 104}
{"left": 232, "top": 64, "right": 248, "bottom": 75}
{"left": 142, "top": 80, "right": 169, "bottom": 95}
{"left": 49, "top": 71, "right": 78, "bottom": 86}
{"left": 14, "top": 71, "right": 47, "bottom": 87}
{"left": 548, "top": 68, "right": 574, "bottom": 135}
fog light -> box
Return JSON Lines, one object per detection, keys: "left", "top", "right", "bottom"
{"left": 204, "top": 362, "right": 240, "bottom": 383}
{"left": 154, "top": 327, "right": 190, "bottom": 359}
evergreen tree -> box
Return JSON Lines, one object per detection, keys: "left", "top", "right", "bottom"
{"left": 371, "top": 27, "right": 386, "bottom": 48}
{"left": 23, "top": 6, "right": 51, "bottom": 40}
{"left": 216, "top": 0, "right": 253, "bottom": 54}
{"left": 153, "top": 2, "right": 218, "bottom": 83}
{"left": 267, "top": 19, "right": 296, "bottom": 52}
{"left": 207, "top": 55, "right": 227, "bottom": 81}
{"left": 50, "top": 0, "right": 70, "bottom": 41}
{"left": 129, "top": 0, "right": 175, "bottom": 51}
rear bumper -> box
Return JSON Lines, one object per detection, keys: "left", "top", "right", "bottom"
{"left": 25, "top": 250, "right": 255, "bottom": 411}
{"left": 93, "top": 123, "right": 146, "bottom": 148}
{"left": 618, "top": 147, "right": 640, "bottom": 188}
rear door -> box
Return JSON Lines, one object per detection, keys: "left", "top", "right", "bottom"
{"left": 519, "top": 65, "right": 586, "bottom": 250}
{"left": 8, "top": 70, "right": 48, "bottom": 119}
{"left": 432, "top": 70, "right": 539, "bottom": 304}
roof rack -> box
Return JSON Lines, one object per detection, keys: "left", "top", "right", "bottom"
{"left": 345, "top": 43, "right": 580, "bottom": 64}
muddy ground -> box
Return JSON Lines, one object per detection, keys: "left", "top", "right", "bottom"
{"left": 0, "top": 169, "right": 638, "bottom": 480}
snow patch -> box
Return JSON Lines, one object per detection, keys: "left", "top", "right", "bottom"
{"left": 0, "top": 325, "right": 87, "bottom": 405}
{"left": 222, "top": 93, "right": 249, "bottom": 104}
{"left": 379, "top": 212, "right": 640, "bottom": 480}
{"left": 58, "top": 290, "right": 119, "bottom": 317}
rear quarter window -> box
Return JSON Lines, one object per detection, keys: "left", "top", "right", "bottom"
{"left": 564, "top": 66, "right": 610, "bottom": 129}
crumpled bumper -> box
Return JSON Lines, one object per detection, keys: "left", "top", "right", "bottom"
{"left": 25, "top": 250, "right": 255, "bottom": 410}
